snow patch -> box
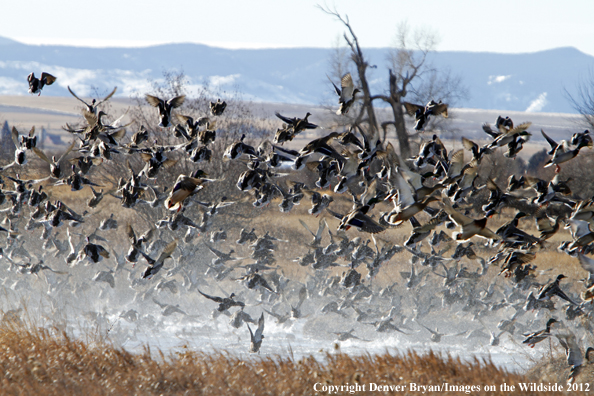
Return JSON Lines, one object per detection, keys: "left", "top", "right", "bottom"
{"left": 525, "top": 92, "right": 548, "bottom": 112}
{"left": 209, "top": 74, "right": 240, "bottom": 88}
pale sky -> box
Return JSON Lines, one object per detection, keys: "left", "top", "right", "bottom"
{"left": 2, "top": 1, "right": 594, "bottom": 56}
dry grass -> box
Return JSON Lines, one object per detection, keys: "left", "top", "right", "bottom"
{"left": 0, "top": 317, "right": 571, "bottom": 396}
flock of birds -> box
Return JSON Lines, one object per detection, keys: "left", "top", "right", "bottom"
{"left": 4, "top": 70, "right": 594, "bottom": 380}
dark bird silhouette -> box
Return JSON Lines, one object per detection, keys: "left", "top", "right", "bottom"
{"left": 198, "top": 290, "right": 245, "bottom": 312}
{"left": 329, "top": 73, "right": 360, "bottom": 115}
{"left": 145, "top": 94, "right": 186, "bottom": 128}
{"left": 28, "top": 72, "right": 56, "bottom": 95}
{"left": 537, "top": 274, "right": 577, "bottom": 305}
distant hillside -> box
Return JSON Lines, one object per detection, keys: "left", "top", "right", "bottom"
{"left": 0, "top": 38, "right": 592, "bottom": 113}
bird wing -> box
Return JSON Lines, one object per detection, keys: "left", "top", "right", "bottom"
{"left": 541, "top": 129, "right": 558, "bottom": 151}
{"left": 477, "top": 226, "right": 501, "bottom": 240}
{"left": 326, "top": 208, "right": 345, "bottom": 221}
{"left": 67, "top": 86, "right": 91, "bottom": 107}
{"left": 403, "top": 102, "right": 423, "bottom": 116}
{"left": 461, "top": 137, "right": 478, "bottom": 152}
{"left": 204, "top": 242, "right": 227, "bottom": 259}
{"left": 247, "top": 323, "right": 255, "bottom": 342}
{"left": 430, "top": 102, "right": 448, "bottom": 117}
{"left": 11, "top": 126, "right": 19, "bottom": 147}
{"left": 578, "top": 253, "right": 594, "bottom": 276}
{"left": 328, "top": 75, "right": 342, "bottom": 97}
{"left": 145, "top": 94, "right": 163, "bottom": 108}
{"left": 350, "top": 212, "right": 385, "bottom": 234}
{"left": 41, "top": 72, "right": 57, "bottom": 85}
{"left": 505, "top": 122, "right": 531, "bottom": 135}
{"left": 447, "top": 149, "right": 465, "bottom": 177}
{"left": 166, "top": 95, "right": 186, "bottom": 109}
{"left": 482, "top": 123, "right": 501, "bottom": 139}
{"left": 255, "top": 312, "right": 265, "bottom": 340}
{"left": 198, "top": 289, "right": 223, "bottom": 303}
{"left": 440, "top": 198, "right": 473, "bottom": 226}
{"left": 155, "top": 240, "right": 177, "bottom": 266}
{"left": 298, "top": 219, "right": 316, "bottom": 237}
{"left": 96, "top": 86, "right": 117, "bottom": 106}
{"left": 126, "top": 224, "right": 137, "bottom": 245}
{"left": 315, "top": 217, "right": 326, "bottom": 240}
{"left": 275, "top": 112, "right": 296, "bottom": 125}
{"left": 340, "top": 73, "right": 354, "bottom": 99}
{"left": 394, "top": 170, "right": 416, "bottom": 208}
{"left": 56, "top": 140, "right": 77, "bottom": 163}
{"left": 567, "top": 219, "right": 592, "bottom": 239}
{"left": 32, "top": 147, "right": 51, "bottom": 164}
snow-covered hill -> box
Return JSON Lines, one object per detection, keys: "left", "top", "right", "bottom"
{"left": 0, "top": 37, "right": 592, "bottom": 113}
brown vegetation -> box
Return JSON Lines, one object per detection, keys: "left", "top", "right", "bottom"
{"left": 0, "top": 318, "right": 572, "bottom": 396}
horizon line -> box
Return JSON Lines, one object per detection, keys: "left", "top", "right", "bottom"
{"left": 3, "top": 36, "right": 589, "bottom": 56}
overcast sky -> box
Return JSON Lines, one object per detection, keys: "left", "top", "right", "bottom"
{"left": 3, "top": 1, "right": 594, "bottom": 56}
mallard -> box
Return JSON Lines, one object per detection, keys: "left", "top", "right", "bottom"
{"left": 210, "top": 99, "right": 227, "bottom": 116}
{"left": 56, "top": 165, "right": 100, "bottom": 192}
{"left": 198, "top": 290, "right": 245, "bottom": 312}
{"left": 237, "top": 228, "right": 257, "bottom": 245}
{"left": 145, "top": 94, "right": 186, "bottom": 128}
{"left": 498, "top": 248, "right": 536, "bottom": 276}
{"left": 571, "top": 129, "right": 593, "bottom": 148}
{"left": 45, "top": 201, "right": 84, "bottom": 229}
{"left": 440, "top": 198, "right": 500, "bottom": 242}
{"left": 164, "top": 170, "right": 212, "bottom": 211}
{"left": 496, "top": 212, "right": 539, "bottom": 246}
{"left": 99, "top": 213, "right": 118, "bottom": 230}
{"left": 68, "top": 156, "right": 102, "bottom": 175}
{"left": 247, "top": 313, "right": 265, "bottom": 353}
{"left": 329, "top": 73, "right": 360, "bottom": 115}
{"left": 487, "top": 122, "right": 532, "bottom": 148}
{"left": 204, "top": 243, "right": 243, "bottom": 266}
{"left": 418, "top": 322, "right": 466, "bottom": 343}
{"left": 76, "top": 237, "right": 110, "bottom": 265}
{"left": 140, "top": 240, "right": 177, "bottom": 279}
{"left": 382, "top": 171, "right": 439, "bottom": 226}
{"left": 522, "top": 318, "right": 558, "bottom": 348}
{"left": 275, "top": 112, "right": 318, "bottom": 137}
{"left": 28, "top": 72, "right": 56, "bottom": 95}
{"left": 294, "top": 132, "right": 343, "bottom": 170}
{"left": 299, "top": 218, "right": 326, "bottom": 247}
{"left": 33, "top": 140, "right": 76, "bottom": 179}
{"left": 0, "top": 127, "right": 33, "bottom": 170}
{"left": 556, "top": 332, "right": 594, "bottom": 383}
{"left": 236, "top": 270, "right": 276, "bottom": 293}
{"left": 307, "top": 191, "right": 333, "bottom": 216}
{"left": 223, "top": 134, "right": 256, "bottom": 161}
{"left": 577, "top": 253, "right": 594, "bottom": 288}
{"left": 403, "top": 100, "right": 448, "bottom": 130}
{"left": 327, "top": 206, "right": 385, "bottom": 234}
{"left": 537, "top": 274, "right": 577, "bottom": 305}
{"left": 334, "top": 150, "right": 361, "bottom": 193}
{"left": 565, "top": 219, "right": 594, "bottom": 250}
{"left": 542, "top": 129, "right": 589, "bottom": 172}
{"left": 461, "top": 137, "right": 491, "bottom": 163}
{"left": 67, "top": 86, "right": 117, "bottom": 115}
{"left": 534, "top": 208, "right": 560, "bottom": 240}
{"left": 139, "top": 146, "right": 178, "bottom": 179}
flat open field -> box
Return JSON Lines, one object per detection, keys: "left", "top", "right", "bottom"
{"left": 0, "top": 95, "right": 593, "bottom": 393}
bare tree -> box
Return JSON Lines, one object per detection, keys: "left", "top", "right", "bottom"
{"left": 319, "top": 6, "right": 467, "bottom": 159}
{"left": 566, "top": 68, "right": 594, "bottom": 129}
{"left": 318, "top": 6, "right": 380, "bottom": 137}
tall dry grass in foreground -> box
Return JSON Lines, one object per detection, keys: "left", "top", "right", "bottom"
{"left": 0, "top": 319, "right": 582, "bottom": 396}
